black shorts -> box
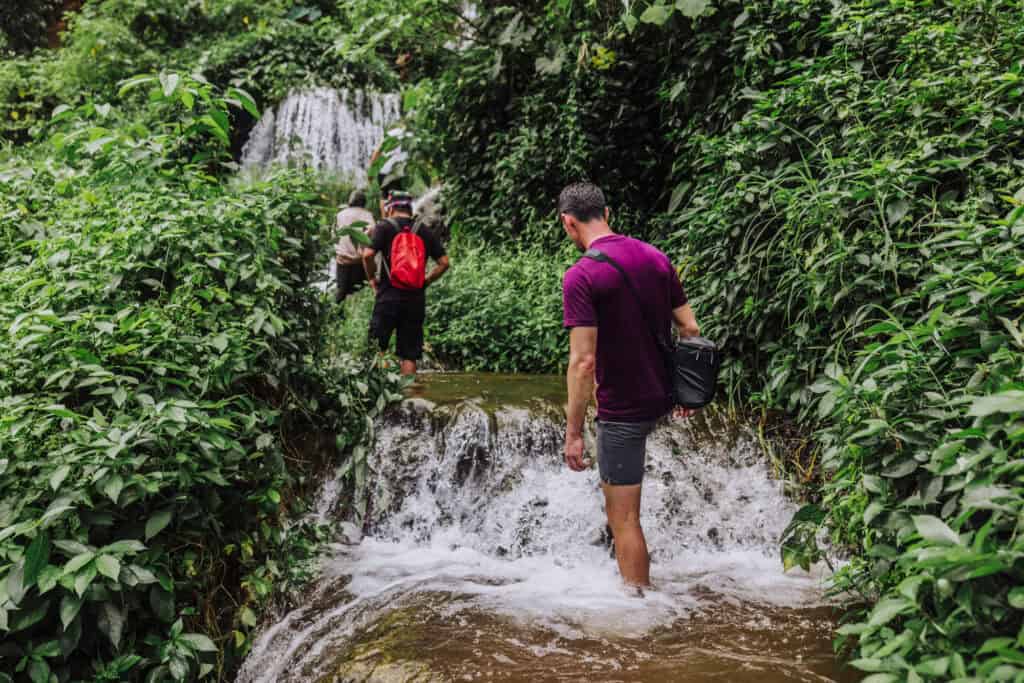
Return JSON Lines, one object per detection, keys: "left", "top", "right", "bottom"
{"left": 370, "top": 295, "right": 425, "bottom": 361}
{"left": 335, "top": 263, "right": 366, "bottom": 301}
{"left": 596, "top": 419, "right": 658, "bottom": 486}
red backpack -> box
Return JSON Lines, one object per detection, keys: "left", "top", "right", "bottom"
{"left": 385, "top": 218, "right": 426, "bottom": 290}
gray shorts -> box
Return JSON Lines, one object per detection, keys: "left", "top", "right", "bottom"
{"left": 596, "top": 419, "right": 657, "bottom": 486}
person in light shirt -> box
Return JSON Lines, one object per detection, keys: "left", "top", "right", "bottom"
{"left": 334, "top": 190, "right": 376, "bottom": 303}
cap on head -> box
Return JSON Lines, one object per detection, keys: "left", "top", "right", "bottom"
{"left": 384, "top": 190, "right": 414, "bottom": 212}
{"left": 348, "top": 189, "right": 367, "bottom": 208}
{"left": 558, "top": 182, "right": 606, "bottom": 222}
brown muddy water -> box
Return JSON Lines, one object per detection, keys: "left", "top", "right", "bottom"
{"left": 237, "top": 373, "right": 855, "bottom": 683}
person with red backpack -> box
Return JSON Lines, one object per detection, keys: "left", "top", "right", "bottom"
{"left": 362, "top": 190, "right": 450, "bottom": 376}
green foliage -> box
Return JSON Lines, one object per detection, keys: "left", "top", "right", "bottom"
{"left": 646, "top": 0, "right": 1024, "bottom": 677}
{"left": 0, "top": 0, "right": 396, "bottom": 147}
{"left": 425, "top": 245, "right": 568, "bottom": 374}
{"left": 0, "top": 76, "right": 400, "bottom": 682}
{"left": 413, "top": 2, "right": 671, "bottom": 247}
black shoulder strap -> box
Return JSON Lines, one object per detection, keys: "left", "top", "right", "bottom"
{"left": 584, "top": 248, "right": 670, "bottom": 352}
{"left": 381, "top": 218, "right": 400, "bottom": 279}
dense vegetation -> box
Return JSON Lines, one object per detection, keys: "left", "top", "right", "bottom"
{"left": 0, "top": 5, "right": 403, "bottom": 681}
{"left": 400, "top": 0, "right": 1024, "bottom": 678}
{"left": 3, "top": 0, "right": 1023, "bottom": 681}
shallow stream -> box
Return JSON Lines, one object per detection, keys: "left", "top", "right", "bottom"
{"left": 237, "top": 374, "right": 853, "bottom": 682}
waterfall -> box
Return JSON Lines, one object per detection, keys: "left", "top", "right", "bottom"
{"left": 237, "top": 381, "right": 848, "bottom": 683}
{"left": 240, "top": 87, "right": 402, "bottom": 184}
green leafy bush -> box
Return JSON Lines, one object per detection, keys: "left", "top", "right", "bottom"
{"left": 0, "top": 76, "right": 400, "bottom": 682}
{"left": 424, "top": 246, "right": 568, "bottom": 374}
{"left": 645, "top": 0, "right": 1024, "bottom": 677}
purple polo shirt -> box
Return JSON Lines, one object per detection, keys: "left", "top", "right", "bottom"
{"left": 563, "top": 234, "right": 687, "bottom": 422}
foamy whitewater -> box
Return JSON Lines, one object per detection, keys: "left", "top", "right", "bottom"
{"left": 237, "top": 397, "right": 833, "bottom": 682}
{"left": 240, "top": 88, "right": 401, "bottom": 183}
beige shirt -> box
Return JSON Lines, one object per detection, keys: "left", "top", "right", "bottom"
{"left": 335, "top": 206, "right": 376, "bottom": 264}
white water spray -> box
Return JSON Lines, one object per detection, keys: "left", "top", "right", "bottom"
{"left": 238, "top": 393, "right": 840, "bottom": 682}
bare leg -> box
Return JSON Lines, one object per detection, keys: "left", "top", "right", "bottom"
{"left": 602, "top": 482, "right": 649, "bottom": 587}
{"left": 400, "top": 359, "right": 417, "bottom": 376}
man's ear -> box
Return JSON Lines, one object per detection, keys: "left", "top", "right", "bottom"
{"left": 604, "top": 206, "right": 611, "bottom": 223}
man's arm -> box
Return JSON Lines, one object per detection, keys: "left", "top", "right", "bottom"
{"left": 362, "top": 248, "right": 378, "bottom": 291}
{"left": 565, "top": 326, "right": 597, "bottom": 472}
{"left": 673, "top": 304, "right": 700, "bottom": 338}
{"left": 425, "top": 255, "right": 450, "bottom": 287}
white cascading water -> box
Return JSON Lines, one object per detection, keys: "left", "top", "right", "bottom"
{"left": 240, "top": 87, "right": 402, "bottom": 184}
{"left": 238, "top": 392, "right": 845, "bottom": 683}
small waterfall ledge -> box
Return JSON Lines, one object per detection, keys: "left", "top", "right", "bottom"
{"left": 237, "top": 375, "right": 849, "bottom": 683}
{"left": 240, "top": 88, "right": 402, "bottom": 183}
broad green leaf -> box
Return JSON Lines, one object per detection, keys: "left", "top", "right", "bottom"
{"left": 41, "top": 496, "right": 75, "bottom": 525}
{"left": 239, "top": 605, "right": 257, "bottom": 627}
{"left": 64, "top": 552, "right": 95, "bottom": 575}
{"left": 860, "top": 674, "right": 899, "bottom": 683}
{"left": 98, "top": 601, "right": 125, "bottom": 649}
{"left": 668, "top": 182, "right": 691, "bottom": 213}
{"left": 182, "top": 633, "right": 218, "bottom": 652}
{"left": 639, "top": 3, "right": 672, "bottom": 25}
{"left": 863, "top": 502, "right": 885, "bottom": 526}
{"left": 103, "top": 474, "right": 124, "bottom": 503}
{"left": 97, "top": 555, "right": 122, "bottom": 581}
{"left": 117, "top": 75, "right": 157, "bottom": 97}
{"left": 28, "top": 660, "right": 49, "bottom": 683}
{"left": 102, "top": 540, "right": 146, "bottom": 555}
{"left": 74, "top": 564, "right": 97, "bottom": 597}
{"left": 675, "top": 0, "right": 709, "bottom": 17}
{"left": 868, "top": 598, "right": 912, "bottom": 626}
{"left": 146, "top": 510, "right": 173, "bottom": 540}
{"left": 7, "top": 561, "right": 26, "bottom": 605}
{"left": 37, "top": 565, "right": 62, "bottom": 595}
{"left": 60, "top": 593, "right": 83, "bottom": 630}
{"left": 169, "top": 655, "right": 189, "bottom": 681}
{"left": 211, "top": 334, "right": 229, "bottom": 353}
{"left": 1008, "top": 587, "right": 1024, "bottom": 609}
{"left": 24, "top": 533, "right": 50, "bottom": 588}
{"left": 968, "top": 390, "right": 1024, "bottom": 417}
{"left": 885, "top": 199, "right": 910, "bottom": 225}
{"left": 912, "top": 515, "right": 961, "bottom": 546}
{"left": 50, "top": 465, "right": 71, "bottom": 492}
{"left": 339, "top": 227, "right": 372, "bottom": 248}
{"left": 915, "top": 657, "right": 949, "bottom": 677}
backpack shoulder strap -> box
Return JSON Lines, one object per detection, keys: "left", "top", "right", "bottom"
{"left": 583, "top": 248, "right": 670, "bottom": 353}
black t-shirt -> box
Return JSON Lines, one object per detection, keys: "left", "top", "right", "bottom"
{"left": 371, "top": 216, "right": 446, "bottom": 301}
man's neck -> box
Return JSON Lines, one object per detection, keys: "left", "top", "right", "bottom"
{"left": 582, "top": 223, "right": 615, "bottom": 249}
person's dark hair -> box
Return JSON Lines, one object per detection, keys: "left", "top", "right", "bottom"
{"left": 348, "top": 189, "right": 367, "bottom": 208}
{"left": 558, "top": 182, "right": 606, "bottom": 222}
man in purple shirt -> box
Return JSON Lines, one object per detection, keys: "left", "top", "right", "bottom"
{"left": 560, "top": 182, "right": 700, "bottom": 588}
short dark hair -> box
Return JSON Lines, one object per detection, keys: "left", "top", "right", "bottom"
{"left": 348, "top": 189, "right": 367, "bottom": 208}
{"left": 558, "top": 182, "right": 606, "bottom": 222}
